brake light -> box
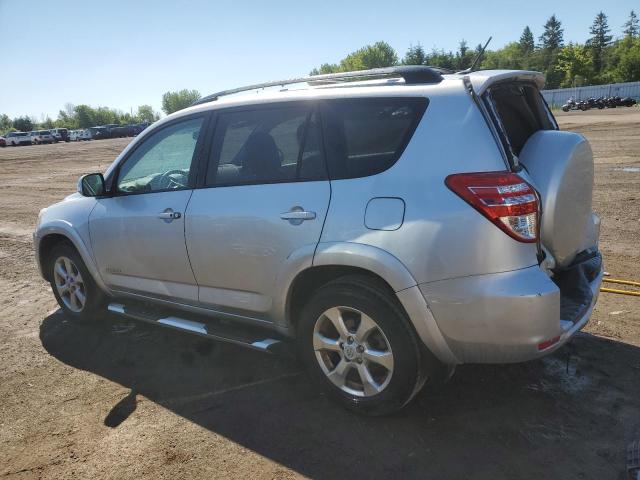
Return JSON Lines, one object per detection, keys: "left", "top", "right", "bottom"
{"left": 445, "top": 171, "right": 539, "bottom": 243}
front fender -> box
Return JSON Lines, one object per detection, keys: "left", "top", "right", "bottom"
{"left": 35, "top": 222, "right": 110, "bottom": 294}
{"left": 34, "top": 195, "right": 109, "bottom": 294}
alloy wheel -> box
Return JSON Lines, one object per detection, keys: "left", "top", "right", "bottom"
{"left": 53, "top": 256, "right": 86, "bottom": 313}
{"left": 313, "top": 306, "right": 394, "bottom": 397}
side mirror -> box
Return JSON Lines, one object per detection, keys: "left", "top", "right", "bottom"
{"left": 78, "top": 173, "right": 105, "bottom": 197}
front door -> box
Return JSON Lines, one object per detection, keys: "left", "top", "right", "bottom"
{"left": 90, "top": 115, "right": 206, "bottom": 303}
{"left": 185, "top": 105, "right": 330, "bottom": 321}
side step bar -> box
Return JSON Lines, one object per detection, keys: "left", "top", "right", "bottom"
{"left": 107, "top": 302, "right": 286, "bottom": 354}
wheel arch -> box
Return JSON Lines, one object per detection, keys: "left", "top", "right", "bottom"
{"left": 283, "top": 242, "right": 459, "bottom": 365}
{"left": 285, "top": 242, "right": 418, "bottom": 332}
{"left": 36, "top": 226, "right": 109, "bottom": 293}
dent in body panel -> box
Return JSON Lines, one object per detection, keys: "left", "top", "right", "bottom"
{"left": 419, "top": 265, "right": 561, "bottom": 363}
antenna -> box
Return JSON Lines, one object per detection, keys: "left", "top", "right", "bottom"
{"left": 457, "top": 36, "right": 492, "bottom": 74}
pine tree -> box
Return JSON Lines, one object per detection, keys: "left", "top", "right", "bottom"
{"left": 539, "top": 15, "right": 564, "bottom": 50}
{"left": 588, "top": 11, "right": 612, "bottom": 73}
{"left": 623, "top": 10, "right": 639, "bottom": 38}
{"left": 402, "top": 44, "right": 426, "bottom": 65}
{"left": 519, "top": 26, "right": 535, "bottom": 53}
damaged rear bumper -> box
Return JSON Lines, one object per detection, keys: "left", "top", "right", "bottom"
{"left": 418, "top": 250, "right": 603, "bottom": 364}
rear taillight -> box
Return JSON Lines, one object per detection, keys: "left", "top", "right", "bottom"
{"left": 445, "top": 171, "right": 539, "bottom": 243}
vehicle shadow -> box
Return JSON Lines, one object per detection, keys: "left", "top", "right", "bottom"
{"left": 40, "top": 310, "right": 639, "bottom": 480}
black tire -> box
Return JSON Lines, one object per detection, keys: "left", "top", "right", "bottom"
{"left": 48, "top": 242, "right": 107, "bottom": 323}
{"left": 298, "top": 275, "right": 426, "bottom": 415}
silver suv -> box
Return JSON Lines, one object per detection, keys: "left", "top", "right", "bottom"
{"left": 34, "top": 67, "right": 603, "bottom": 414}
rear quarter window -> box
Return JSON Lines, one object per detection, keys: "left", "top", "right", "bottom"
{"left": 321, "top": 97, "right": 428, "bottom": 180}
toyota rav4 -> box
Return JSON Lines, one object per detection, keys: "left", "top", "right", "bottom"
{"left": 34, "top": 67, "right": 603, "bottom": 415}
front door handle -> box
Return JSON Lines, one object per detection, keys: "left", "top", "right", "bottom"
{"left": 158, "top": 209, "right": 182, "bottom": 221}
{"left": 280, "top": 207, "right": 316, "bottom": 225}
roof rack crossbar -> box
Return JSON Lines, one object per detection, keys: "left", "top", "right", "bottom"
{"left": 192, "top": 66, "right": 444, "bottom": 106}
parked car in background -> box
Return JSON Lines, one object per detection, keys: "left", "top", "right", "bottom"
{"left": 89, "top": 126, "right": 109, "bottom": 140}
{"left": 49, "top": 128, "right": 70, "bottom": 142}
{"left": 34, "top": 67, "right": 603, "bottom": 415}
{"left": 6, "top": 132, "right": 32, "bottom": 146}
{"left": 30, "top": 130, "right": 55, "bottom": 145}
{"left": 80, "top": 129, "right": 93, "bottom": 140}
{"left": 0, "top": 136, "right": 6, "bottom": 147}
{"left": 108, "top": 125, "right": 132, "bottom": 138}
{"left": 69, "top": 130, "right": 81, "bottom": 141}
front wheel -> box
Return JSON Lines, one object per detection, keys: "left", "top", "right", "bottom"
{"left": 48, "top": 243, "right": 107, "bottom": 322}
{"left": 298, "top": 276, "right": 426, "bottom": 415}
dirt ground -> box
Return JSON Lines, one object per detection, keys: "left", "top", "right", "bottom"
{"left": 0, "top": 108, "right": 639, "bottom": 479}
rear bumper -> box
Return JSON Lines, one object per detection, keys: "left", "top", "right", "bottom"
{"left": 418, "top": 251, "right": 603, "bottom": 364}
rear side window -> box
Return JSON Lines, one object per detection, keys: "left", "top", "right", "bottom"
{"left": 483, "top": 83, "right": 557, "bottom": 158}
{"left": 321, "top": 98, "right": 427, "bottom": 180}
{"left": 206, "top": 106, "right": 326, "bottom": 186}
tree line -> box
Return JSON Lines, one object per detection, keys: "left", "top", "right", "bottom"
{"left": 312, "top": 10, "right": 640, "bottom": 89}
{"left": 0, "top": 89, "right": 201, "bottom": 135}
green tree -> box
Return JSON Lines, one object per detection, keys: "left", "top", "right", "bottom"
{"left": 0, "top": 114, "right": 12, "bottom": 134}
{"left": 136, "top": 105, "right": 160, "bottom": 123}
{"left": 613, "top": 37, "right": 640, "bottom": 81}
{"left": 309, "top": 63, "right": 340, "bottom": 75}
{"left": 538, "top": 15, "right": 565, "bottom": 87}
{"left": 74, "top": 105, "right": 94, "bottom": 128}
{"left": 519, "top": 26, "right": 535, "bottom": 53}
{"left": 482, "top": 42, "right": 524, "bottom": 70}
{"left": 402, "top": 44, "right": 426, "bottom": 65}
{"left": 39, "top": 117, "right": 55, "bottom": 129}
{"left": 311, "top": 41, "right": 398, "bottom": 74}
{"left": 587, "top": 11, "right": 612, "bottom": 74}
{"left": 539, "top": 15, "right": 564, "bottom": 50}
{"left": 339, "top": 41, "right": 398, "bottom": 71}
{"left": 456, "top": 40, "right": 472, "bottom": 70}
{"left": 12, "top": 116, "right": 33, "bottom": 132}
{"left": 623, "top": 10, "right": 639, "bottom": 38}
{"left": 556, "top": 43, "right": 594, "bottom": 87}
{"left": 161, "top": 89, "right": 201, "bottom": 114}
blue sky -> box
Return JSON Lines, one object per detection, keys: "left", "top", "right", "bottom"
{"left": 0, "top": 0, "right": 636, "bottom": 120}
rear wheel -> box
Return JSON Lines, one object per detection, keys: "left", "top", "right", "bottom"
{"left": 48, "top": 243, "right": 107, "bottom": 323}
{"left": 298, "top": 275, "right": 425, "bottom": 415}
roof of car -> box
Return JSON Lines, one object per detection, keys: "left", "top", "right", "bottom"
{"left": 144, "top": 69, "right": 545, "bottom": 140}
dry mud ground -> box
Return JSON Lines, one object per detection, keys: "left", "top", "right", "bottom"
{"left": 0, "top": 108, "right": 639, "bottom": 479}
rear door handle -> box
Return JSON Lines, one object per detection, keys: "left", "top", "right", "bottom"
{"left": 280, "top": 208, "right": 316, "bottom": 225}
{"left": 280, "top": 211, "right": 316, "bottom": 221}
{"left": 158, "top": 209, "right": 182, "bottom": 221}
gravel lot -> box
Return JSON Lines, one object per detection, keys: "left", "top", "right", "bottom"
{"left": 1, "top": 108, "right": 639, "bottom": 479}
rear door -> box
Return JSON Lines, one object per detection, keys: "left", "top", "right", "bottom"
{"left": 185, "top": 103, "right": 330, "bottom": 321}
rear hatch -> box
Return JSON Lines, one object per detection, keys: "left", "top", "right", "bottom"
{"left": 479, "top": 77, "right": 600, "bottom": 269}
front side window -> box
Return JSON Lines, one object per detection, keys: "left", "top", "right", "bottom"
{"left": 206, "top": 106, "right": 325, "bottom": 186}
{"left": 321, "top": 98, "right": 428, "bottom": 180}
{"left": 117, "top": 116, "right": 203, "bottom": 194}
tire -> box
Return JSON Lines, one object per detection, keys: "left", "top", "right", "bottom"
{"left": 48, "top": 242, "right": 107, "bottom": 323}
{"left": 297, "top": 275, "right": 426, "bottom": 415}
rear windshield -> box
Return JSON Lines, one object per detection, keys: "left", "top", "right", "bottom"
{"left": 483, "top": 82, "right": 557, "bottom": 160}
{"left": 321, "top": 98, "right": 428, "bottom": 179}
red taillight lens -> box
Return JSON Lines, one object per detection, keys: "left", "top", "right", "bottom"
{"left": 445, "top": 171, "right": 539, "bottom": 243}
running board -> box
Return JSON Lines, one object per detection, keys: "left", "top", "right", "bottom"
{"left": 107, "top": 302, "right": 285, "bottom": 354}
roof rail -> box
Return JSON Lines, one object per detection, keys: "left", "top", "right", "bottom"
{"left": 192, "top": 66, "right": 445, "bottom": 106}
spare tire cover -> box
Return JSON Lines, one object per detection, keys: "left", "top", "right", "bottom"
{"left": 518, "top": 130, "right": 595, "bottom": 268}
